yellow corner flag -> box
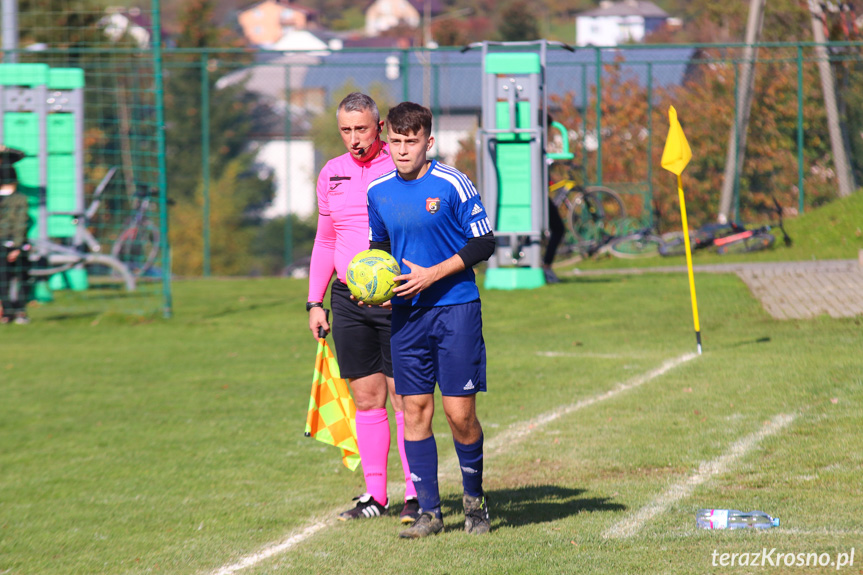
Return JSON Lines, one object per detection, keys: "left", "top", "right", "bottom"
{"left": 661, "top": 105, "right": 692, "bottom": 176}
{"left": 661, "top": 106, "right": 702, "bottom": 355}
{"left": 304, "top": 338, "right": 361, "bottom": 471}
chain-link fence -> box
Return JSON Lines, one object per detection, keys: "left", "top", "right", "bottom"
{"left": 2, "top": 0, "right": 169, "bottom": 318}
{"left": 164, "top": 41, "right": 862, "bottom": 279}
{"left": 4, "top": 1, "right": 862, "bottom": 311}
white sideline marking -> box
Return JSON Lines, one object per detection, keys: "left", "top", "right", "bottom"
{"left": 208, "top": 521, "right": 328, "bottom": 575}
{"left": 207, "top": 353, "right": 696, "bottom": 574}
{"left": 536, "top": 351, "right": 626, "bottom": 359}
{"left": 438, "top": 352, "right": 697, "bottom": 480}
{"left": 780, "top": 528, "right": 863, "bottom": 536}
{"left": 603, "top": 413, "right": 795, "bottom": 540}
{"left": 487, "top": 352, "right": 697, "bottom": 452}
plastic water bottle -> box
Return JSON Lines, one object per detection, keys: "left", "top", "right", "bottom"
{"left": 697, "top": 509, "right": 780, "bottom": 529}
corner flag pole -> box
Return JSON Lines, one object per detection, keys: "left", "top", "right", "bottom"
{"left": 676, "top": 173, "right": 702, "bottom": 354}
{"left": 661, "top": 106, "right": 702, "bottom": 355}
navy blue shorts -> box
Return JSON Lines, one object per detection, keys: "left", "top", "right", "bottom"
{"left": 330, "top": 280, "right": 393, "bottom": 379}
{"left": 391, "top": 301, "right": 487, "bottom": 397}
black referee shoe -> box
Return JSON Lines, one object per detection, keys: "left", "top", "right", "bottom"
{"left": 337, "top": 493, "right": 389, "bottom": 521}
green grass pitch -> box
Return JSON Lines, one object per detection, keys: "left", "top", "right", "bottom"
{"left": 1, "top": 268, "right": 861, "bottom": 574}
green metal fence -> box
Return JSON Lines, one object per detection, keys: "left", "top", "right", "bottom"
{"left": 2, "top": 1, "right": 171, "bottom": 318}
{"left": 165, "top": 41, "right": 861, "bottom": 277}
{"left": 4, "top": 0, "right": 863, "bottom": 304}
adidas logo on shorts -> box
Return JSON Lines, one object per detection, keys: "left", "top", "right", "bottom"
{"left": 463, "top": 379, "right": 475, "bottom": 391}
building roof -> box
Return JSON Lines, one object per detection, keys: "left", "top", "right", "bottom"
{"left": 364, "top": 0, "right": 444, "bottom": 15}
{"left": 340, "top": 35, "right": 416, "bottom": 49}
{"left": 406, "top": 0, "right": 444, "bottom": 15}
{"left": 298, "top": 45, "right": 695, "bottom": 111}
{"left": 580, "top": 0, "right": 668, "bottom": 18}
{"left": 216, "top": 45, "right": 698, "bottom": 140}
{"left": 238, "top": 0, "right": 317, "bottom": 17}
{"left": 267, "top": 29, "right": 329, "bottom": 50}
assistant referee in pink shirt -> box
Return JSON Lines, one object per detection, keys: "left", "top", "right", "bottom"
{"left": 306, "top": 93, "right": 418, "bottom": 522}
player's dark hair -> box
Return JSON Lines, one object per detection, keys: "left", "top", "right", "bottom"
{"left": 386, "top": 102, "right": 432, "bottom": 137}
{"left": 337, "top": 92, "right": 380, "bottom": 124}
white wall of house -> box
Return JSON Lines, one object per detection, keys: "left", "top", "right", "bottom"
{"left": 256, "top": 116, "right": 477, "bottom": 219}
{"left": 576, "top": 15, "right": 646, "bottom": 47}
{"left": 258, "top": 140, "right": 317, "bottom": 219}
{"left": 365, "top": 0, "right": 420, "bottom": 36}
{"left": 429, "top": 114, "right": 477, "bottom": 166}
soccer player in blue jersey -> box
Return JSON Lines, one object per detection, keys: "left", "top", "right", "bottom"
{"left": 366, "top": 102, "right": 496, "bottom": 538}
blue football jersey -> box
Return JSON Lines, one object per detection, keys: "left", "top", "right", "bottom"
{"left": 367, "top": 160, "right": 492, "bottom": 307}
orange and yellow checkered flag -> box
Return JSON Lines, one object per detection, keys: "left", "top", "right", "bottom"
{"left": 304, "top": 338, "right": 361, "bottom": 471}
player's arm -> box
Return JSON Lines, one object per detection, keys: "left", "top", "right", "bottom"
{"left": 369, "top": 239, "right": 391, "bottom": 253}
{"left": 308, "top": 169, "right": 336, "bottom": 338}
{"left": 393, "top": 232, "right": 494, "bottom": 298}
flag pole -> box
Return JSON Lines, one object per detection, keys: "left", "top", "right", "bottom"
{"left": 677, "top": 173, "right": 702, "bottom": 355}
{"left": 661, "top": 106, "right": 702, "bottom": 355}
{"left": 304, "top": 337, "right": 325, "bottom": 437}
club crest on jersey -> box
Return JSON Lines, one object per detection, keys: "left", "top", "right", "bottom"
{"left": 426, "top": 197, "right": 440, "bottom": 214}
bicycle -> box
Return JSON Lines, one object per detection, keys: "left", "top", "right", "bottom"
{"left": 51, "top": 165, "right": 161, "bottom": 278}
{"left": 109, "top": 183, "right": 161, "bottom": 277}
{"left": 658, "top": 222, "right": 746, "bottom": 257}
{"left": 549, "top": 178, "right": 627, "bottom": 256}
{"left": 605, "top": 201, "right": 670, "bottom": 259}
{"left": 714, "top": 197, "right": 792, "bottom": 255}
{"left": 658, "top": 196, "right": 792, "bottom": 256}
{"left": 28, "top": 166, "right": 137, "bottom": 290}
{"left": 607, "top": 219, "right": 664, "bottom": 259}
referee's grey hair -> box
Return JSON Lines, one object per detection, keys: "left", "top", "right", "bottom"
{"left": 337, "top": 92, "right": 380, "bottom": 124}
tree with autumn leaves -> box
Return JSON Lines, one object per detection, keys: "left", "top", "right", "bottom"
{"left": 165, "top": 0, "right": 278, "bottom": 276}
{"left": 454, "top": 45, "right": 844, "bottom": 233}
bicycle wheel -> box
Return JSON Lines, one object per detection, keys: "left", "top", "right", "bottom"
{"left": 111, "top": 221, "right": 160, "bottom": 277}
{"left": 569, "top": 186, "right": 627, "bottom": 251}
{"left": 584, "top": 186, "right": 626, "bottom": 233}
{"left": 27, "top": 259, "right": 76, "bottom": 277}
{"left": 658, "top": 231, "right": 688, "bottom": 257}
{"left": 716, "top": 232, "right": 775, "bottom": 255}
{"left": 29, "top": 253, "right": 136, "bottom": 291}
{"left": 608, "top": 233, "right": 663, "bottom": 259}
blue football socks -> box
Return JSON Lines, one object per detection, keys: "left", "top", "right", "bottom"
{"left": 403, "top": 435, "right": 441, "bottom": 519}
{"left": 454, "top": 434, "right": 484, "bottom": 498}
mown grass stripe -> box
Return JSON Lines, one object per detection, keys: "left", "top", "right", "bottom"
{"left": 486, "top": 352, "right": 698, "bottom": 453}
{"left": 207, "top": 353, "right": 697, "bottom": 574}
{"left": 603, "top": 412, "right": 795, "bottom": 540}
{"left": 208, "top": 521, "right": 329, "bottom": 575}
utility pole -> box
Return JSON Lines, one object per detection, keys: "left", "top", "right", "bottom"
{"left": 807, "top": 0, "right": 854, "bottom": 197}
{"left": 2, "top": 0, "right": 19, "bottom": 63}
{"left": 717, "top": 0, "right": 766, "bottom": 223}
{"left": 422, "top": 0, "right": 432, "bottom": 108}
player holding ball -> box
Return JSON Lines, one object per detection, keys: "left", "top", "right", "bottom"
{"left": 366, "top": 101, "right": 495, "bottom": 538}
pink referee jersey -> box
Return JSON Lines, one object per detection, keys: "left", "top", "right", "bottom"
{"left": 308, "top": 144, "right": 394, "bottom": 302}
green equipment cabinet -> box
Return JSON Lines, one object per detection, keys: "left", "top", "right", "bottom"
{"left": 474, "top": 41, "right": 572, "bottom": 290}
{"left": 0, "top": 63, "right": 86, "bottom": 293}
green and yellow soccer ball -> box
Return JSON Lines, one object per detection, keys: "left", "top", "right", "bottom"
{"left": 346, "top": 249, "right": 401, "bottom": 305}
